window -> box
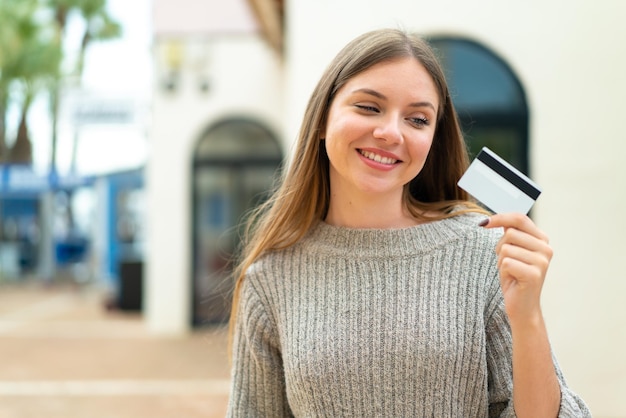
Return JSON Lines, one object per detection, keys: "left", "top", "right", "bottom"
{"left": 429, "top": 37, "right": 529, "bottom": 174}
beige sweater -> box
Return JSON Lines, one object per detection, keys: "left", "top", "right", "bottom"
{"left": 227, "top": 213, "right": 591, "bottom": 417}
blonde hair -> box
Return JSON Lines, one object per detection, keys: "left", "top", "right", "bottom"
{"left": 229, "top": 28, "right": 485, "bottom": 338}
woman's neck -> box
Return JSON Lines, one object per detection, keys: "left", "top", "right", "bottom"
{"left": 324, "top": 191, "right": 421, "bottom": 229}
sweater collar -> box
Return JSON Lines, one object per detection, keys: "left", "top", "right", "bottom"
{"left": 301, "top": 213, "right": 485, "bottom": 258}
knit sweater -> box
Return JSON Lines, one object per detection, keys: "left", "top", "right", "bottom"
{"left": 227, "top": 213, "right": 591, "bottom": 417}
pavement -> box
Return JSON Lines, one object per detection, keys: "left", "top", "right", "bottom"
{"left": 0, "top": 281, "right": 231, "bottom": 418}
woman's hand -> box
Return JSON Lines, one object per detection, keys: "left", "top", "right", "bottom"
{"left": 481, "top": 213, "right": 553, "bottom": 326}
{"left": 481, "top": 213, "right": 561, "bottom": 417}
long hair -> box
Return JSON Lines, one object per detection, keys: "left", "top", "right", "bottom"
{"left": 229, "top": 28, "right": 484, "bottom": 338}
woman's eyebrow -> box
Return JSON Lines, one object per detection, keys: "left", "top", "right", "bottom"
{"left": 352, "top": 88, "right": 436, "bottom": 112}
{"left": 353, "top": 88, "right": 387, "bottom": 100}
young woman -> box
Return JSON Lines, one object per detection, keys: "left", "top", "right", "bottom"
{"left": 227, "top": 28, "right": 590, "bottom": 417}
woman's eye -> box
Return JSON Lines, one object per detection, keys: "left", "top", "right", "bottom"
{"left": 409, "top": 117, "right": 429, "bottom": 127}
{"left": 355, "top": 104, "right": 379, "bottom": 113}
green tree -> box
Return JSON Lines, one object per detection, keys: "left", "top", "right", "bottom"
{"left": 0, "top": 0, "right": 41, "bottom": 162}
{"left": 0, "top": 0, "right": 122, "bottom": 167}
{"left": 10, "top": 11, "right": 62, "bottom": 163}
{"left": 46, "top": 0, "right": 122, "bottom": 172}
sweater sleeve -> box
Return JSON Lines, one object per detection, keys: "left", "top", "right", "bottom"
{"left": 227, "top": 276, "right": 293, "bottom": 418}
{"left": 485, "top": 289, "right": 592, "bottom": 417}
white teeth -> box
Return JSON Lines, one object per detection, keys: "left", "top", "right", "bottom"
{"left": 359, "top": 150, "right": 397, "bottom": 165}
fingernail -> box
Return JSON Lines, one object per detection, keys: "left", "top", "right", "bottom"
{"left": 478, "top": 218, "right": 489, "bottom": 227}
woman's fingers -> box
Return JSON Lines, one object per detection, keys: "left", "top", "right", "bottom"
{"left": 497, "top": 242, "right": 551, "bottom": 283}
{"left": 482, "top": 212, "right": 549, "bottom": 244}
{"left": 495, "top": 227, "right": 553, "bottom": 264}
{"left": 481, "top": 212, "right": 554, "bottom": 322}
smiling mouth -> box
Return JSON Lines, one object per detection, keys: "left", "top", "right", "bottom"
{"left": 358, "top": 149, "right": 400, "bottom": 165}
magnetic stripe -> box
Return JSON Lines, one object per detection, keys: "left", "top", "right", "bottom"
{"left": 476, "top": 150, "right": 541, "bottom": 200}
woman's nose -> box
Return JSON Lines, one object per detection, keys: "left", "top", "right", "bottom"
{"left": 372, "top": 115, "right": 403, "bottom": 144}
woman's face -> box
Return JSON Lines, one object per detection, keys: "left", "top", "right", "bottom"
{"left": 323, "top": 57, "right": 439, "bottom": 202}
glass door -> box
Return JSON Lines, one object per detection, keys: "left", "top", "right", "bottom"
{"left": 192, "top": 118, "right": 282, "bottom": 325}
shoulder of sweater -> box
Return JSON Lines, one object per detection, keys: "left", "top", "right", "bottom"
{"left": 242, "top": 213, "right": 504, "bottom": 308}
{"left": 243, "top": 250, "right": 290, "bottom": 294}
{"left": 246, "top": 212, "right": 503, "bottom": 267}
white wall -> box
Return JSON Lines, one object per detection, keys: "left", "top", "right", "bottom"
{"left": 286, "top": 0, "right": 626, "bottom": 415}
{"left": 153, "top": 0, "right": 258, "bottom": 35}
{"left": 146, "top": 34, "right": 284, "bottom": 335}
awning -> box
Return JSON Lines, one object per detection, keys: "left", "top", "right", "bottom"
{"left": 247, "top": 0, "right": 284, "bottom": 54}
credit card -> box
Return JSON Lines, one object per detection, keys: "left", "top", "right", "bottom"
{"left": 458, "top": 147, "right": 541, "bottom": 214}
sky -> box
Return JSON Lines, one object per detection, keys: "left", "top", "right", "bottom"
{"left": 24, "top": 0, "right": 153, "bottom": 176}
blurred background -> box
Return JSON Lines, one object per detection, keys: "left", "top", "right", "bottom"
{"left": 0, "top": 0, "right": 150, "bottom": 295}
{"left": 0, "top": 0, "right": 624, "bottom": 416}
